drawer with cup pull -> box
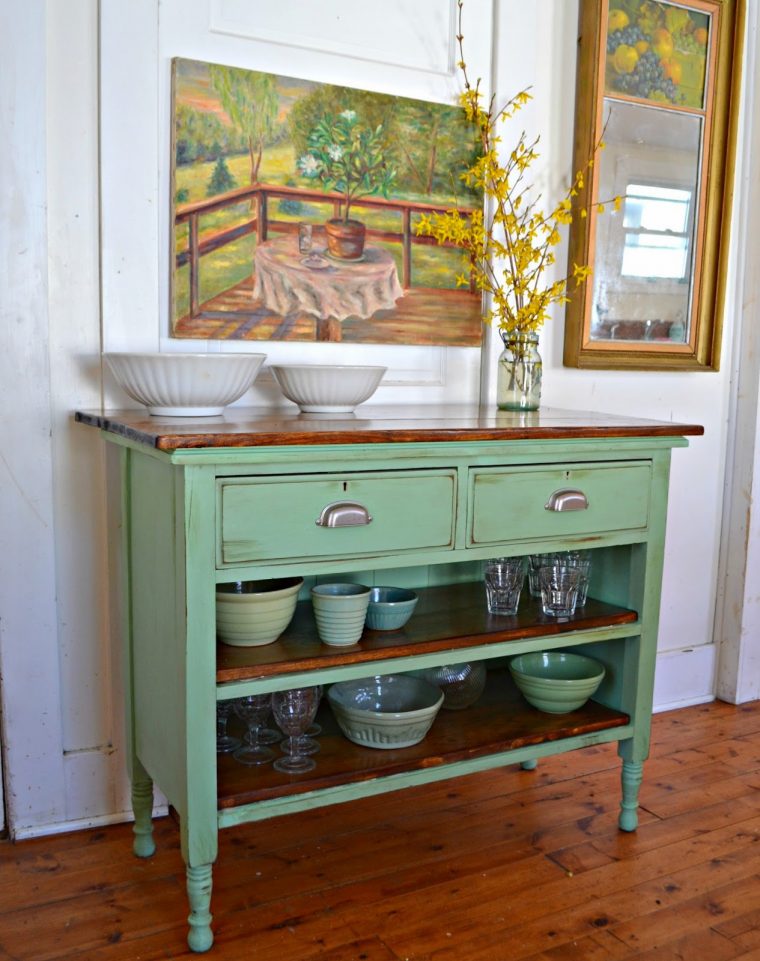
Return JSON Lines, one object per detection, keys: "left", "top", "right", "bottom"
{"left": 217, "top": 469, "right": 457, "bottom": 567}
{"left": 467, "top": 461, "right": 651, "bottom": 547}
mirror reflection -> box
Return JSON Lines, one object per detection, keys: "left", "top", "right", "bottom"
{"left": 590, "top": 99, "right": 702, "bottom": 344}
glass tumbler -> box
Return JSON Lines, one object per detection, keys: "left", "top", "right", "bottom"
{"left": 484, "top": 556, "right": 525, "bottom": 615}
{"left": 538, "top": 564, "right": 582, "bottom": 618}
{"left": 298, "top": 223, "right": 313, "bottom": 254}
{"left": 528, "top": 553, "right": 556, "bottom": 597}
{"left": 556, "top": 550, "right": 592, "bottom": 606}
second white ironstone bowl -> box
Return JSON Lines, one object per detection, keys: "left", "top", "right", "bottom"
{"left": 270, "top": 364, "right": 387, "bottom": 413}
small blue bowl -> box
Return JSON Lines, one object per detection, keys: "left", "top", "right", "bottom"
{"left": 365, "top": 587, "right": 418, "bottom": 631}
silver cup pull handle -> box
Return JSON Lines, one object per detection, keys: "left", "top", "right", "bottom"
{"left": 315, "top": 500, "right": 373, "bottom": 528}
{"left": 544, "top": 488, "right": 589, "bottom": 512}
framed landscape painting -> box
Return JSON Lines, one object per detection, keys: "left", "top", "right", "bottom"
{"left": 170, "top": 58, "right": 483, "bottom": 346}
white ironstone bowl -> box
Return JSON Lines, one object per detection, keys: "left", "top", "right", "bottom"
{"left": 327, "top": 674, "right": 443, "bottom": 749}
{"left": 104, "top": 352, "right": 266, "bottom": 416}
{"left": 270, "top": 364, "right": 387, "bottom": 413}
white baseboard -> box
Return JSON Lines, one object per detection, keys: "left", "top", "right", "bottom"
{"left": 653, "top": 644, "right": 716, "bottom": 712}
{"left": 12, "top": 803, "right": 168, "bottom": 841}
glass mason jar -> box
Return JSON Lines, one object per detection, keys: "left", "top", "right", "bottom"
{"left": 496, "top": 331, "right": 542, "bottom": 411}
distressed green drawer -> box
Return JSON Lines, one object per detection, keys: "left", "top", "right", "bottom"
{"left": 218, "top": 470, "right": 457, "bottom": 566}
{"left": 468, "top": 461, "right": 651, "bottom": 547}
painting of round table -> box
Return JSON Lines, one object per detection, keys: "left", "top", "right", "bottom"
{"left": 252, "top": 235, "right": 403, "bottom": 341}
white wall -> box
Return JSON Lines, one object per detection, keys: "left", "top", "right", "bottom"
{"left": 715, "top": 0, "right": 760, "bottom": 702}
{"left": 1, "top": 0, "right": 757, "bottom": 837}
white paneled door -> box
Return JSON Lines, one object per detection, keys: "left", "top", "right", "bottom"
{"left": 101, "top": 0, "right": 494, "bottom": 408}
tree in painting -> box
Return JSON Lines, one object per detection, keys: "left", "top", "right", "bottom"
{"left": 208, "top": 65, "right": 279, "bottom": 184}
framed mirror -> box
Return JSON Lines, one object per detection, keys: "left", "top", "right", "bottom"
{"left": 564, "top": 0, "right": 744, "bottom": 370}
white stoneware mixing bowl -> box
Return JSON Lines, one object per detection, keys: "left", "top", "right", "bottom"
{"left": 104, "top": 352, "right": 266, "bottom": 416}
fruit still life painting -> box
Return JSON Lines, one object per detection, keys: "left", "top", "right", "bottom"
{"left": 171, "top": 58, "right": 483, "bottom": 346}
{"left": 604, "top": 0, "right": 711, "bottom": 110}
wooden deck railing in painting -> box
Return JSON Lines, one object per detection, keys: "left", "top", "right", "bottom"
{"left": 174, "top": 183, "right": 476, "bottom": 320}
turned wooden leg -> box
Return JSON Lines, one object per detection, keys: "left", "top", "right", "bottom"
{"left": 131, "top": 771, "right": 156, "bottom": 858}
{"left": 187, "top": 864, "right": 214, "bottom": 952}
{"left": 619, "top": 759, "right": 643, "bottom": 832}
{"left": 520, "top": 759, "right": 538, "bottom": 770}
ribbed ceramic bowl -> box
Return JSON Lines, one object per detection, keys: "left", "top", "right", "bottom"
{"left": 311, "top": 583, "right": 371, "bottom": 646}
{"left": 104, "top": 352, "right": 266, "bottom": 416}
{"left": 327, "top": 674, "right": 444, "bottom": 749}
{"left": 509, "top": 651, "right": 605, "bottom": 714}
{"left": 216, "top": 577, "right": 303, "bottom": 647}
{"left": 365, "top": 586, "right": 418, "bottom": 631}
{"left": 270, "top": 364, "right": 386, "bottom": 413}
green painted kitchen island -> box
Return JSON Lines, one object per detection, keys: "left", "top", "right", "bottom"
{"left": 76, "top": 404, "right": 703, "bottom": 952}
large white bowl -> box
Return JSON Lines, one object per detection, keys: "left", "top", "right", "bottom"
{"left": 327, "top": 674, "right": 443, "bottom": 749}
{"left": 270, "top": 364, "right": 386, "bottom": 413}
{"left": 104, "top": 352, "right": 266, "bottom": 416}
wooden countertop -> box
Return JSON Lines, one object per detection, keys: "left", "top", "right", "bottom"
{"left": 74, "top": 405, "right": 704, "bottom": 451}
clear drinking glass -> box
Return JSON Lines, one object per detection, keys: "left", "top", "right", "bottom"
{"left": 484, "top": 557, "right": 525, "bottom": 615}
{"left": 233, "top": 695, "right": 277, "bottom": 766}
{"left": 272, "top": 687, "right": 320, "bottom": 774}
{"left": 298, "top": 223, "right": 313, "bottom": 254}
{"left": 216, "top": 700, "right": 241, "bottom": 754}
{"left": 556, "top": 550, "right": 592, "bottom": 606}
{"left": 305, "top": 685, "right": 323, "bottom": 737}
{"left": 289, "top": 685, "right": 322, "bottom": 756}
{"left": 528, "top": 553, "right": 556, "bottom": 597}
{"left": 538, "top": 564, "right": 582, "bottom": 618}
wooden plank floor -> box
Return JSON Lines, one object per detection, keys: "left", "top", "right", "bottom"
{"left": 3, "top": 698, "right": 760, "bottom": 960}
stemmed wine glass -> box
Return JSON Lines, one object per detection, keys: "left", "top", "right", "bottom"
{"left": 216, "top": 700, "right": 241, "bottom": 754}
{"left": 271, "top": 687, "right": 320, "bottom": 774}
{"left": 233, "top": 695, "right": 277, "bottom": 766}
{"left": 287, "top": 684, "right": 322, "bottom": 756}
{"left": 305, "top": 685, "right": 323, "bottom": 736}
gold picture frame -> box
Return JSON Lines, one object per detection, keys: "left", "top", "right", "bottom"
{"left": 564, "top": 0, "right": 745, "bottom": 370}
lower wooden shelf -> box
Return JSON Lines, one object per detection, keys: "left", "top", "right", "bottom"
{"left": 216, "top": 669, "right": 629, "bottom": 810}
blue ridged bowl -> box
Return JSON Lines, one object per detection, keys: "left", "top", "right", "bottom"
{"left": 365, "top": 587, "right": 418, "bottom": 631}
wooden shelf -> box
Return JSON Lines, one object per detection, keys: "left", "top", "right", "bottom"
{"left": 217, "top": 669, "right": 630, "bottom": 809}
{"left": 216, "top": 581, "right": 638, "bottom": 683}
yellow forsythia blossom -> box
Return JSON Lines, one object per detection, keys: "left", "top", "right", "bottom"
{"left": 415, "top": 1, "right": 607, "bottom": 339}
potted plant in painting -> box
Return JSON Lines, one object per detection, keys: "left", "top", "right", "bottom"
{"left": 297, "top": 110, "right": 396, "bottom": 260}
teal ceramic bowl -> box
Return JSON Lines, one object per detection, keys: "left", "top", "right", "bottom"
{"left": 365, "top": 587, "right": 418, "bottom": 631}
{"left": 509, "top": 651, "right": 605, "bottom": 714}
{"left": 311, "top": 583, "right": 370, "bottom": 646}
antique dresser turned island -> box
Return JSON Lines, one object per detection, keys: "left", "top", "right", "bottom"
{"left": 75, "top": 404, "right": 703, "bottom": 952}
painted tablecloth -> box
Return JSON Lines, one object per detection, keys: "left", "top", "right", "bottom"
{"left": 253, "top": 235, "right": 403, "bottom": 321}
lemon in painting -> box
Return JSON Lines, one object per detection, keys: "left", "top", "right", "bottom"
{"left": 652, "top": 28, "right": 674, "bottom": 58}
{"left": 613, "top": 44, "right": 639, "bottom": 74}
{"left": 608, "top": 8, "right": 630, "bottom": 32}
